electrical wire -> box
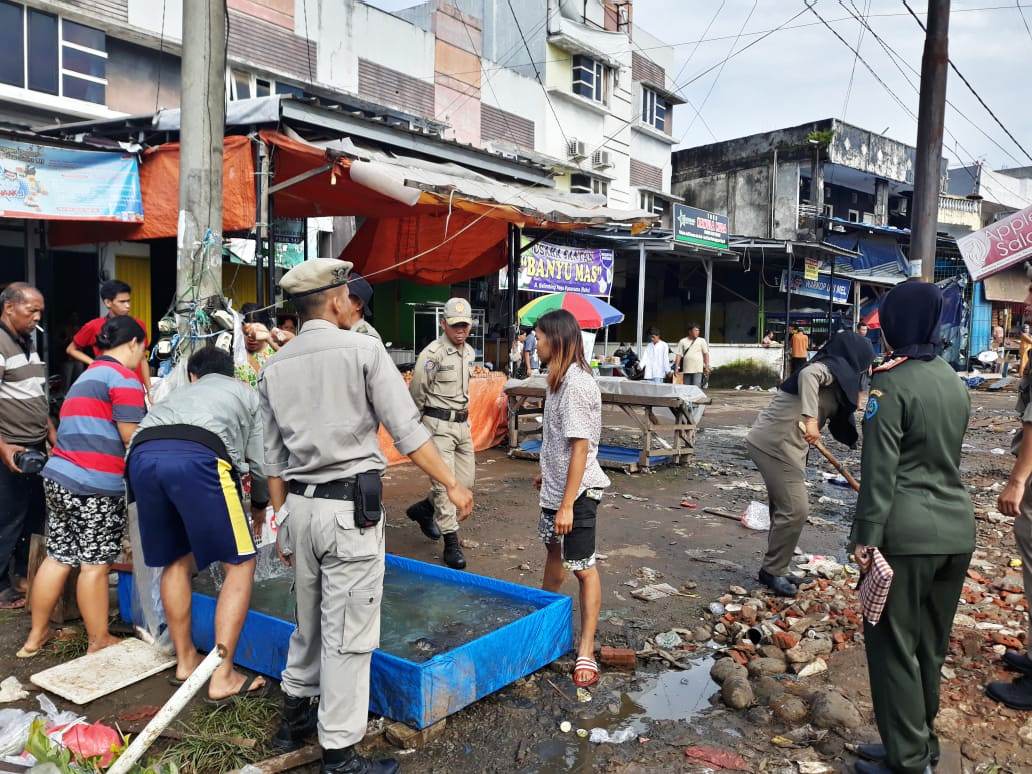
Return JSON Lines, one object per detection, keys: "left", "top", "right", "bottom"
{"left": 506, "top": 0, "right": 570, "bottom": 151}
{"left": 665, "top": 0, "right": 725, "bottom": 142}
{"left": 155, "top": 0, "right": 166, "bottom": 113}
{"left": 1017, "top": 0, "right": 1032, "bottom": 43}
{"left": 302, "top": 0, "right": 314, "bottom": 84}
{"left": 840, "top": 0, "right": 871, "bottom": 119}
{"left": 901, "top": 0, "right": 1032, "bottom": 164}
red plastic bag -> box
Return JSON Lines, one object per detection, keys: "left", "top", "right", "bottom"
{"left": 56, "top": 722, "right": 123, "bottom": 767}
{"left": 684, "top": 745, "right": 749, "bottom": 771}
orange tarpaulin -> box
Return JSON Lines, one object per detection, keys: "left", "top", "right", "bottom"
{"left": 48, "top": 136, "right": 256, "bottom": 247}
{"left": 378, "top": 373, "right": 508, "bottom": 465}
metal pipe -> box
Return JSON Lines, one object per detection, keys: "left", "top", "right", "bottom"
{"left": 704, "top": 258, "right": 713, "bottom": 342}
{"left": 108, "top": 645, "right": 226, "bottom": 774}
{"left": 636, "top": 241, "right": 646, "bottom": 354}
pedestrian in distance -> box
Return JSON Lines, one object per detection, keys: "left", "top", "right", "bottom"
{"left": 789, "top": 324, "right": 810, "bottom": 375}
{"left": 745, "top": 331, "right": 874, "bottom": 597}
{"left": 532, "top": 309, "right": 610, "bottom": 689}
{"left": 674, "top": 323, "right": 710, "bottom": 387}
{"left": 641, "top": 327, "right": 670, "bottom": 383}
{"left": 126, "top": 347, "right": 268, "bottom": 705}
{"left": 988, "top": 277, "right": 1032, "bottom": 712}
{"left": 857, "top": 321, "right": 870, "bottom": 338}
{"left": 259, "top": 259, "right": 472, "bottom": 774}
{"left": 850, "top": 280, "right": 973, "bottom": 774}
{"left": 0, "top": 283, "right": 54, "bottom": 609}
{"left": 66, "top": 279, "right": 152, "bottom": 399}
{"left": 761, "top": 329, "right": 779, "bottom": 348}
{"left": 406, "top": 298, "right": 477, "bottom": 570}
{"left": 523, "top": 325, "right": 540, "bottom": 375}
{"left": 19, "top": 316, "right": 147, "bottom": 658}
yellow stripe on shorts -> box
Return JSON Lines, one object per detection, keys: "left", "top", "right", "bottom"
{"left": 217, "top": 458, "right": 256, "bottom": 557}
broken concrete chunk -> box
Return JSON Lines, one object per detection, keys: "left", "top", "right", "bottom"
{"left": 809, "top": 690, "right": 862, "bottom": 730}
{"left": 710, "top": 657, "right": 748, "bottom": 684}
{"left": 747, "top": 658, "right": 788, "bottom": 678}
{"left": 721, "top": 677, "right": 754, "bottom": 709}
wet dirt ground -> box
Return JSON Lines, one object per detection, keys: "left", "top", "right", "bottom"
{"left": 0, "top": 389, "right": 1027, "bottom": 772}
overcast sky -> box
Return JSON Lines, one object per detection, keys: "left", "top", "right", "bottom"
{"left": 363, "top": 0, "right": 1032, "bottom": 172}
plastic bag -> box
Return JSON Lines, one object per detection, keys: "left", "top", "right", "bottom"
{"left": 0, "top": 708, "right": 39, "bottom": 757}
{"left": 740, "top": 501, "right": 771, "bottom": 531}
{"left": 589, "top": 726, "right": 637, "bottom": 744}
{"left": 127, "top": 503, "right": 173, "bottom": 655}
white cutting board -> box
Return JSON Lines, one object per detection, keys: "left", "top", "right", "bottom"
{"left": 31, "top": 637, "right": 176, "bottom": 705}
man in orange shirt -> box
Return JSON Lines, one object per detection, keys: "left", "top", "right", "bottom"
{"left": 789, "top": 325, "right": 809, "bottom": 375}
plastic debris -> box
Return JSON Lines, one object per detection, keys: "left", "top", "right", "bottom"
{"left": 576, "top": 688, "right": 592, "bottom": 703}
{"left": 630, "top": 583, "right": 680, "bottom": 601}
{"left": 559, "top": 721, "right": 572, "bottom": 733}
{"left": 817, "top": 495, "right": 847, "bottom": 507}
{"left": 740, "top": 501, "right": 771, "bottom": 531}
{"left": 589, "top": 726, "right": 637, "bottom": 744}
{"left": 654, "top": 630, "right": 683, "bottom": 649}
{"left": 708, "top": 602, "right": 726, "bottom": 616}
{"left": 684, "top": 745, "right": 749, "bottom": 770}
{"left": 0, "top": 677, "right": 28, "bottom": 704}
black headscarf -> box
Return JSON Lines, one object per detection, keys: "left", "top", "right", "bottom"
{"left": 879, "top": 280, "right": 943, "bottom": 362}
{"left": 781, "top": 331, "right": 875, "bottom": 448}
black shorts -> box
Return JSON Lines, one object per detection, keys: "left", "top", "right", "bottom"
{"left": 539, "top": 489, "right": 601, "bottom": 571}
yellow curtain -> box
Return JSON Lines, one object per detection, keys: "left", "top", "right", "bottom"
{"left": 115, "top": 255, "right": 152, "bottom": 337}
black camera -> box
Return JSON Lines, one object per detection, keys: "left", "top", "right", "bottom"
{"left": 14, "top": 449, "right": 46, "bottom": 475}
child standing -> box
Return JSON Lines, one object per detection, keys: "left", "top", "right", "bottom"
{"left": 533, "top": 309, "right": 610, "bottom": 688}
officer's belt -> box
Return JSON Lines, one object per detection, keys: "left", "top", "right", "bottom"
{"left": 288, "top": 478, "right": 356, "bottom": 500}
{"left": 422, "top": 407, "right": 468, "bottom": 423}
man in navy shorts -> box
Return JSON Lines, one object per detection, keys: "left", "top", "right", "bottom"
{"left": 127, "top": 347, "right": 267, "bottom": 704}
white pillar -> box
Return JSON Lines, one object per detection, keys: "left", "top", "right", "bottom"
{"left": 704, "top": 258, "right": 713, "bottom": 341}
{"left": 636, "top": 241, "right": 646, "bottom": 353}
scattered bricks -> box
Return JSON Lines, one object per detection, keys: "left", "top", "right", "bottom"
{"left": 734, "top": 641, "right": 756, "bottom": 655}
{"left": 741, "top": 604, "right": 759, "bottom": 625}
{"left": 786, "top": 637, "right": 833, "bottom": 664}
{"left": 832, "top": 632, "right": 849, "bottom": 645}
{"left": 992, "top": 632, "right": 1023, "bottom": 650}
{"left": 386, "top": 719, "right": 447, "bottom": 749}
{"left": 729, "top": 649, "right": 750, "bottom": 666}
{"left": 599, "top": 646, "right": 637, "bottom": 671}
{"left": 773, "top": 631, "right": 800, "bottom": 650}
{"left": 775, "top": 619, "right": 791, "bottom": 631}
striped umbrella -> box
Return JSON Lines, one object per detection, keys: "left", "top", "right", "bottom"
{"left": 518, "top": 292, "right": 624, "bottom": 329}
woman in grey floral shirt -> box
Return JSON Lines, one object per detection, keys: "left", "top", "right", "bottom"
{"left": 533, "top": 309, "right": 610, "bottom": 688}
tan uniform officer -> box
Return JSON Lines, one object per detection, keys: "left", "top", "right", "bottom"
{"left": 260, "top": 259, "right": 473, "bottom": 774}
{"left": 345, "top": 274, "right": 382, "bottom": 342}
{"left": 406, "top": 298, "right": 476, "bottom": 570}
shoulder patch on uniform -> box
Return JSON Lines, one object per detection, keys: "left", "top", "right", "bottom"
{"left": 864, "top": 396, "right": 880, "bottom": 421}
{"left": 874, "top": 356, "right": 909, "bottom": 373}
{"left": 425, "top": 358, "right": 438, "bottom": 375}
{"left": 869, "top": 388, "right": 884, "bottom": 398}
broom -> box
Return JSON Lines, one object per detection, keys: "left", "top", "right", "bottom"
{"left": 798, "top": 421, "right": 861, "bottom": 493}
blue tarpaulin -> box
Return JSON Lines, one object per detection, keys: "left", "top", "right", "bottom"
{"left": 824, "top": 231, "right": 908, "bottom": 272}
{"left": 118, "top": 555, "right": 573, "bottom": 729}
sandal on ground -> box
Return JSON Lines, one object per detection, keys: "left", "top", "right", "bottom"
{"left": 203, "top": 674, "right": 269, "bottom": 707}
{"left": 0, "top": 588, "right": 25, "bottom": 610}
{"left": 17, "top": 629, "right": 56, "bottom": 658}
{"left": 573, "top": 657, "right": 600, "bottom": 688}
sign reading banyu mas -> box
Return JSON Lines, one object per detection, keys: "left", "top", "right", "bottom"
{"left": 780, "top": 270, "right": 852, "bottom": 305}
{"left": 673, "top": 204, "right": 729, "bottom": 250}
{"left": 957, "top": 203, "right": 1032, "bottom": 281}
{"left": 0, "top": 138, "right": 143, "bottom": 222}
{"left": 500, "top": 241, "right": 615, "bottom": 296}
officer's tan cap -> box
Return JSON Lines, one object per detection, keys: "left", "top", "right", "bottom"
{"left": 443, "top": 297, "right": 473, "bottom": 325}
{"left": 279, "top": 258, "right": 354, "bottom": 297}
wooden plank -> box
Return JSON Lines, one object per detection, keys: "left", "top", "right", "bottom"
{"left": 26, "top": 533, "right": 80, "bottom": 624}
{"left": 229, "top": 745, "right": 321, "bottom": 774}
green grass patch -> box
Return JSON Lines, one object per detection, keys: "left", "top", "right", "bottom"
{"left": 158, "top": 697, "right": 278, "bottom": 774}
{"left": 708, "top": 359, "right": 781, "bottom": 389}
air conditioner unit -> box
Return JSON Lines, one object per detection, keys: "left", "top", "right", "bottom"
{"left": 567, "top": 138, "right": 587, "bottom": 160}
{"left": 592, "top": 150, "right": 612, "bottom": 169}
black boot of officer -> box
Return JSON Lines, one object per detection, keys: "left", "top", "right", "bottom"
{"left": 406, "top": 498, "right": 441, "bottom": 540}
{"left": 271, "top": 695, "right": 318, "bottom": 753}
{"left": 443, "top": 532, "right": 466, "bottom": 570}
{"left": 323, "top": 745, "right": 398, "bottom": 774}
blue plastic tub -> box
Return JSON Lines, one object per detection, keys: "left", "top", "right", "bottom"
{"left": 117, "top": 554, "right": 573, "bottom": 729}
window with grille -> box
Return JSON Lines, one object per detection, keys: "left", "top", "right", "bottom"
{"left": 571, "top": 173, "right": 608, "bottom": 199}
{"left": 638, "top": 190, "right": 666, "bottom": 216}
{"left": 641, "top": 87, "right": 667, "bottom": 131}
{"left": 572, "top": 55, "right": 607, "bottom": 104}
{"left": 0, "top": 2, "right": 106, "bottom": 105}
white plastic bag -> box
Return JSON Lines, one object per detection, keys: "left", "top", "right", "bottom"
{"left": 127, "top": 503, "right": 173, "bottom": 655}
{"left": 740, "top": 501, "right": 771, "bottom": 531}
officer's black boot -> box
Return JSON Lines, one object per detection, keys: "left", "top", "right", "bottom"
{"left": 758, "top": 569, "right": 797, "bottom": 597}
{"left": 443, "top": 532, "right": 466, "bottom": 570}
{"left": 270, "top": 694, "right": 319, "bottom": 753}
{"left": 322, "top": 745, "right": 399, "bottom": 774}
{"left": 406, "top": 499, "right": 441, "bottom": 541}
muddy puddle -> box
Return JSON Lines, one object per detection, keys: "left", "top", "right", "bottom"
{"left": 525, "top": 654, "right": 717, "bottom": 772}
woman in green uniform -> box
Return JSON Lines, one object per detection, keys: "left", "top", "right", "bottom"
{"left": 746, "top": 332, "right": 874, "bottom": 597}
{"left": 851, "top": 281, "right": 974, "bottom": 774}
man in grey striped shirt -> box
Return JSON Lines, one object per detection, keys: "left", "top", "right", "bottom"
{"left": 0, "top": 283, "right": 52, "bottom": 608}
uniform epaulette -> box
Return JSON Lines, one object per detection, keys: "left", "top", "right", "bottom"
{"left": 873, "top": 356, "right": 909, "bottom": 373}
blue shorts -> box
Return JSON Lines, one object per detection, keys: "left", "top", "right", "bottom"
{"left": 126, "top": 439, "right": 256, "bottom": 569}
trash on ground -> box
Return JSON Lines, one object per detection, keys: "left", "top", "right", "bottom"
{"left": 740, "top": 501, "right": 770, "bottom": 531}
{"left": 589, "top": 726, "right": 637, "bottom": 744}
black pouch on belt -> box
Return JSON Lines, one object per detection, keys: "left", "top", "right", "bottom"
{"left": 354, "top": 470, "right": 383, "bottom": 528}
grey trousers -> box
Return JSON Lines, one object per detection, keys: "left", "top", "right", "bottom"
{"left": 1017, "top": 483, "right": 1032, "bottom": 644}
{"left": 423, "top": 416, "right": 475, "bottom": 535}
{"left": 279, "top": 494, "right": 384, "bottom": 750}
{"left": 746, "top": 440, "right": 809, "bottom": 575}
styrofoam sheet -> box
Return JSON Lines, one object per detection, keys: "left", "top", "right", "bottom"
{"left": 30, "top": 637, "right": 176, "bottom": 705}
{"left": 117, "top": 554, "right": 573, "bottom": 729}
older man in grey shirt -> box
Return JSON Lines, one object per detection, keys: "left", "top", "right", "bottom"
{"left": 126, "top": 346, "right": 267, "bottom": 705}
{"left": 260, "top": 258, "right": 473, "bottom": 774}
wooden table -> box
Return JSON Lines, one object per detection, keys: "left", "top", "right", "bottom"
{"left": 504, "top": 381, "right": 710, "bottom": 473}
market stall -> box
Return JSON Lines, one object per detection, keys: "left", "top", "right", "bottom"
{"left": 504, "top": 376, "right": 710, "bottom": 473}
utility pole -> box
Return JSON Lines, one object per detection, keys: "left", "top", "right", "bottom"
{"left": 175, "top": 0, "right": 227, "bottom": 300}
{"left": 911, "top": 0, "right": 951, "bottom": 282}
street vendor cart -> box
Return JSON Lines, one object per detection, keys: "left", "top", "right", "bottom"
{"left": 504, "top": 376, "right": 710, "bottom": 473}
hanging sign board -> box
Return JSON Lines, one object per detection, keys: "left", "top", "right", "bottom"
{"left": 957, "top": 203, "right": 1032, "bottom": 281}
{"left": 0, "top": 138, "right": 143, "bottom": 222}
{"left": 673, "top": 204, "right": 728, "bottom": 250}
{"left": 499, "top": 240, "right": 615, "bottom": 296}
{"left": 781, "top": 270, "right": 852, "bottom": 305}
{"left": 804, "top": 256, "right": 820, "bottom": 281}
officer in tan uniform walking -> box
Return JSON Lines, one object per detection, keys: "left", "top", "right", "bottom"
{"left": 406, "top": 298, "right": 476, "bottom": 570}
{"left": 260, "top": 259, "right": 473, "bottom": 774}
